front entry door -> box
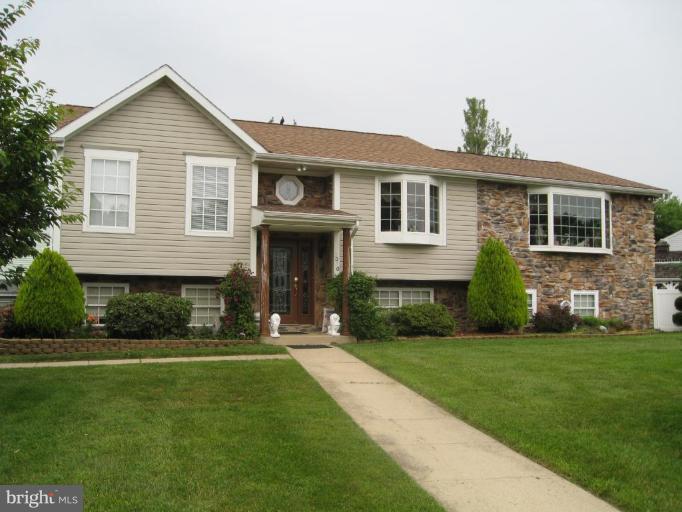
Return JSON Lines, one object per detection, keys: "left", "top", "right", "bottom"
{"left": 270, "top": 240, "right": 314, "bottom": 324}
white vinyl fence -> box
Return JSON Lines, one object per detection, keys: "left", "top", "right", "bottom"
{"left": 653, "top": 287, "right": 682, "bottom": 332}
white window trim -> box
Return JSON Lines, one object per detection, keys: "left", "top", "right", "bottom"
{"left": 374, "top": 287, "right": 435, "bottom": 308}
{"left": 374, "top": 174, "right": 446, "bottom": 246}
{"left": 526, "top": 288, "right": 537, "bottom": 315}
{"left": 528, "top": 186, "right": 612, "bottom": 254}
{"left": 181, "top": 284, "right": 225, "bottom": 327}
{"left": 275, "top": 175, "right": 305, "bottom": 205}
{"left": 185, "top": 155, "right": 236, "bottom": 238}
{"left": 82, "top": 148, "right": 138, "bottom": 234}
{"left": 570, "top": 290, "right": 600, "bottom": 317}
{"left": 83, "top": 282, "right": 129, "bottom": 326}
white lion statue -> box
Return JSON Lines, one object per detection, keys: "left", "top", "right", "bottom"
{"left": 269, "top": 313, "right": 281, "bottom": 338}
{"left": 328, "top": 313, "right": 341, "bottom": 336}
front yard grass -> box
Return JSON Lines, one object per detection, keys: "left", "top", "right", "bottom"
{"left": 344, "top": 333, "right": 682, "bottom": 512}
{"left": 0, "top": 343, "right": 285, "bottom": 363}
{"left": 0, "top": 360, "right": 442, "bottom": 511}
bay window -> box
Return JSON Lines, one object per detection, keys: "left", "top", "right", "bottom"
{"left": 528, "top": 187, "right": 612, "bottom": 253}
{"left": 376, "top": 175, "right": 445, "bottom": 245}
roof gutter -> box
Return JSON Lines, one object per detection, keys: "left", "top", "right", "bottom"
{"left": 254, "top": 152, "right": 668, "bottom": 197}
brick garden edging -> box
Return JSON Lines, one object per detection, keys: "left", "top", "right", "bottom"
{"left": 0, "top": 338, "right": 254, "bottom": 355}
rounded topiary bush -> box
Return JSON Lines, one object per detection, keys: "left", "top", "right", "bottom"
{"left": 105, "top": 292, "right": 192, "bottom": 339}
{"left": 674, "top": 294, "right": 682, "bottom": 327}
{"left": 14, "top": 249, "right": 85, "bottom": 337}
{"left": 390, "top": 303, "right": 456, "bottom": 337}
{"left": 467, "top": 237, "right": 528, "bottom": 331}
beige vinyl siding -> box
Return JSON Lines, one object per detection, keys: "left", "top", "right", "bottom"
{"left": 60, "top": 80, "right": 252, "bottom": 276}
{"left": 339, "top": 170, "right": 477, "bottom": 280}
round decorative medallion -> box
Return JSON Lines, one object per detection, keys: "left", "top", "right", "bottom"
{"left": 275, "top": 175, "right": 304, "bottom": 205}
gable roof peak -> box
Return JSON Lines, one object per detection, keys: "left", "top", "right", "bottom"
{"left": 52, "top": 64, "right": 266, "bottom": 153}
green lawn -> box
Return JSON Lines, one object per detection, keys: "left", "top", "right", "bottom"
{"left": 344, "top": 333, "right": 682, "bottom": 512}
{"left": 0, "top": 343, "right": 285, "bottom": 363}
{"left": 0, "top": 360, "right": 441, "bottom": 511}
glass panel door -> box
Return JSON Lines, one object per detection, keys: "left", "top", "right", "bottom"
{"left": 270, "top": 246, "right": 293, "bottom": 319}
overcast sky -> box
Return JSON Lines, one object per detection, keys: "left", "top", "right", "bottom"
{"left": 9, "top": 0, "right": 682, "bottom": 195}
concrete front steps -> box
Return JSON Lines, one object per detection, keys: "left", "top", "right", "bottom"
{"left": 261, "top": 332, "right": 356, "bottom": 345}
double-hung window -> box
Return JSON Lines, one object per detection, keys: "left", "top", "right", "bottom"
{"left": 374, "top": 288, "right": 434, "bottom": 308}
{"left": 185, "top": 156, "right": 236, "bottom": 237}
{"left": 83, "top": 283, "right": 129, "bottom": 325}
{"left": 376, "top": 175, "right": 445, "bottom": 245}
{"left": 525, "top": 289, "right": 537, "bottom": 319}
{"left": 182, "top": 285, "right": 224, "bottom": 327}
{"left": 83, "top": 149, "right": 138, "bottom": 233}
{"left": 528, "top": 187, "right": 612, "bottom": 253}
{"left": 571, "top": 290, "right": 599, "bottom": 317}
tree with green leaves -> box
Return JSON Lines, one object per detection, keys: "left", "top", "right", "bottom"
{"left": 457, "top": 97, "right": 528, "bottom": 159}
{"left": 0, "top": 0, "right": 81, "bottom": 287}
{"left": 467, "top": 237, "right": 528, "bottom": 331}
{"left": 654, "top": 195, "right": 682, "bottom": 241}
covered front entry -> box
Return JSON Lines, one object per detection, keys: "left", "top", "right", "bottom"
{"left": 252, "top": 205, "right": 358, "bottom": 337}
{"left": 270, "top": 238, "right": 314, "bottom": 324}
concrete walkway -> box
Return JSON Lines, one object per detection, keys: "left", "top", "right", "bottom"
{"left": 0, "top": 354, "right": 290, "bottom": 369}
{"left": 289, "top": 346, "right": 619, "bottom": 512}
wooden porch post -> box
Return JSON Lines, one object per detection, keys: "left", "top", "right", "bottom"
{"left": 342, "top": 227, "right": 351, "bottom": 336}
{"left": 260, "top": 225, "right": 271, "bottom": 337}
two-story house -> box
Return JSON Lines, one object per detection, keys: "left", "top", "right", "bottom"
{"left": 49, "top": 65, "right": 664, "bottom": 334}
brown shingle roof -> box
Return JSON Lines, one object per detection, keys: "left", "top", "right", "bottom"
{"left": 235, "top": 120, "right": 662, "bottom": 192}
{"left": 55, "top": 106, "right": 663, "bottom": 192}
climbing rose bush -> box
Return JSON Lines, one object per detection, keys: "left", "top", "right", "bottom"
{"left": 218, "top": 262, "right": 258, "bottom": 339}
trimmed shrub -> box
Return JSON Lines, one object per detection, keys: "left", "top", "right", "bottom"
{"left": 327, "top": 271, "right": 393, "bottom": 340}
{"left": 675, "top": 296, "right": 682, "bottom": 312}
{"left": 218, "top": 262, "right": 258, "bottom": 339}
{"left": 605, "top": 317, "right": 630, "bottom": 331}
{"left": 532, "top": 304, "right": 580, "bottom": 333}
{"left": 390, "top": 303, "right": 456, "bottom": 337}
{"left": 105, "top": 292, "right": 192, "bottom": 339}
{"left": 14, "top": 249, "right": 85, "bottom": 337}
{"left": 579, "top": 316, "right": 603, "bottom": 328}
{"left": 673, "top": 312, "right": 682, "bottom": 327}
{"left": 674, "top": 292, "right": 682, "bottom": 327}
{"left": 467, "top": 237, "right": 528, "bottom": 331}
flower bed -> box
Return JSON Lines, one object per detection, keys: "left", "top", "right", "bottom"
{"left": 0, "top": 338, "right": 255, "bottom": 355}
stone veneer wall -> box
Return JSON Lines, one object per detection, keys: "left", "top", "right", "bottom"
{"left": 477, "top": 181, "right": 655, "bottom": 329}
{"left": 258, "top": 173, "right": 332, "bottom": 209}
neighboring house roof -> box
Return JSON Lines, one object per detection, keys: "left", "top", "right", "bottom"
{"left": 55, "top": 65, "right": 666, "bottom": 195}
{"left": 661, "top": 229, "right": 682, "bottom": 252}
{"left": 58, "top": 104, "right": 92, "bottom": 128}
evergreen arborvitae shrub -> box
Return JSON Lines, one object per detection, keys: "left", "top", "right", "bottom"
{"left": 13, "top": 249, "right": 85, "bottom": 337}
{"left": 467, "top": 237, "right": 528, "bottom": 331}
